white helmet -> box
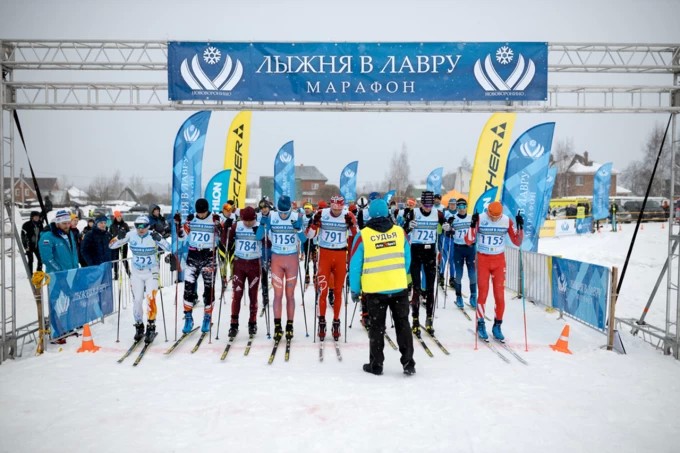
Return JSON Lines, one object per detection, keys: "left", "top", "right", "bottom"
{"left": 134, "top": 215, "right": 150, "bottom": 226}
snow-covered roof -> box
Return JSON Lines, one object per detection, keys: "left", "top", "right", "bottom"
{"left": 67, "top": 186, "right": 89, "bottom": 198}
{"left": 568, "top": 162, "right": 618, "bottom": 175}
{"left": 616, "top": 185, "right": 632, "bottom": 194}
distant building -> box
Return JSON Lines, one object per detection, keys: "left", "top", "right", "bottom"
{"left": 3, "top": 171, "right": 58, "bottom": 206}
{"left": 552, "top": 151, "right": 619, "bottom": 197}
{"left": 258, "top": 164, "right": 328, "bottom": 204}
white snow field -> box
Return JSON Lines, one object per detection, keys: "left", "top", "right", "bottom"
{"left": 1, "top": 223, "right": 679, "bottom": 453}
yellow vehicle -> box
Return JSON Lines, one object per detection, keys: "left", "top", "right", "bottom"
{"left": 548, "top": 197, "right": 591, "bottom": 219}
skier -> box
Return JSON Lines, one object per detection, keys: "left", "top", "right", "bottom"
{"left": 21, "top": 211, "right": 43, "bottom": 273}
{"left": 225, "top": 206, "right": 261, "bottom": 337}
{"left": 109, "top": 210, "right": 130, "bottom": 279}
{"left": 465, "top": 201, "right": 523, "bottom": 341}
{"left": 256, "top": 195, "right": 307, "bottom": 341}
{"left": 451, "top": 198, "right": 477, "bottom": 309}
{"left": 174, "top": 198, "right": 222, "bottom": 334}
{"left": 218, "top": 202, "right": 238, "bottom": 292}
{"left": 109, "top": 215, "right": 170, "bottom": 342}
{"left": 349, "top": 199, "right": 415, "bottom": 376}
{"left": 306, "top": 195, "right": 357, "bottom": 341}
{"left": 257, "top": 197, "right": 273, "bottom": 308}
{"left": 438, "top": 198, "right": 457, "bottom": 290}
{"left": 403, "top": 191, "right": 447, "bottom": 336}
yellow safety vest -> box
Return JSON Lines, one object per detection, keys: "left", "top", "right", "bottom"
{"left": 360, "top": 225, "right": 407, "bottom": 293}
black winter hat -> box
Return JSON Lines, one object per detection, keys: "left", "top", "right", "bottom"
{"left": 421, "top": 191, "right": 435, "bottom": 207}
{"left": 195, "top": 198, "right": 209, "bottom": 214}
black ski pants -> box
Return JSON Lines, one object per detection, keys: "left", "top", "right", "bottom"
{"left": 409, "top": 243, "right": 437, "bottom": 318}
{"left": 366, "top": 290, "right": 415, "bottom": 371}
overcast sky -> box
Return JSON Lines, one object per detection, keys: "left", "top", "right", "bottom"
{"left": 2, "top": 0, "right": 678, "bottom": 193}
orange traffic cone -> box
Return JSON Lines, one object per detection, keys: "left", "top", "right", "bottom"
{"left": 661, "top": 222, "right": 665, "bottom": 229}
{"left": 77, "top": 324, "right": 101, "bottom": 353}
{"left": 550, "top": 324, "right": 573, "bottom": 354}
{"left": 618, "top": 224, "right": 622, "bottom": 232}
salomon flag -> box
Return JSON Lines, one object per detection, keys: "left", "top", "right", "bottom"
{"left": 426, "top": 167, "right": 444, "bottom": 195}
{"left": 204, "top": 169, "right": 232, "bottom": 214}
{"left": 274, "top": 141, "right": 295, "bottom": 202}
{"left": 592, "top": 163, "right": 613, "bottom": 221}
{"left": 171, "top": 111, "right": 211, "bottom": 277}
{"left": 339, "top": 161, "right": 358, "bottom": 202}
{"left": 501, "top": 122, "right": 555, "bottom": 252}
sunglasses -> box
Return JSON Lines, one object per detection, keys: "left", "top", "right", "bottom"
{"left": 135, "top": 223, "right": 149, "bottom": 230}
{"left": 457, "top": 203, "right": 467, "bottom": 208}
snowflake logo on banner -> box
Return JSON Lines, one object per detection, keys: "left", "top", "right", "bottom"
{"left": 203, "top": 47, "right": 221, "bottom": 65}
{"left": 343, "top": 169, "right": 355, "bottom": 178}
{"left": 520, "top": 139, "right": 545, "bottom": 159}
{"left": 557, "top": 273, "right": 568, "bottom": 294}
{"left": 55, "top": 291, "right": 71, "bottom": 316}
{"left": 430, "top": 173, "right": 440, "bottom": 181}
{"left": 496, "top": 46, "right": 514, "bottom": 64}
{"left": 279, "top": 151, "right": 293, "bottom": 163}
{"left": 598, "top": 167, "right": 609, "bottom": 177}
{"left": 180, "top": 46, "right": 243, "bottom": 93}
{"left": 183, "top": 125, "right": 200, "bottom": 143}
{"left": 474, "top": 45, "right": 536, "bottom": 92}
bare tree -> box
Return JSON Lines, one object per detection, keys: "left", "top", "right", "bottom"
{"left": 620, "top": 124, "right": 671, "bottom": 196}
{"left": 385, "top": 143, "right": 411, "bottom": 199}
{"left": 317, "top": 183, "right": 341, "bottom": 202}
{"left": 552, "top": 138, "right": 575, "bottom": 197}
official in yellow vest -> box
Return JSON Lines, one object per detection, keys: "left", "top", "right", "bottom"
{"left": 349, "top": 199, "right": 415, "bottom": 376}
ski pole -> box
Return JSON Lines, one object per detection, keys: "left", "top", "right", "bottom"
{"left": 297, "top": 242, "right": 309, "bottom": 337}
{"left": 215, "top": 227, "right": 230, "bottom": 340}
{"left": 517, "top": 212, "right": 528, "bottom": 352}
{"left": 263, "top": 223, "right": 272, "bottom": 339}
{"left": 115, "top": 257, "right": 122, "bottom": 343}
{"left": 349, "top": 295, "right": 359, "bottom": 328}
{"left": 157, "top": 272, "right": 168, "bottom": 342}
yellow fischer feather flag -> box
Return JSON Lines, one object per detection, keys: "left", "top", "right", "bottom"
{"left": 468, "top": 112, "right": 516, "bottom": 208}
{"left": 223, "top": 111, "right": 252, "bottom": 209}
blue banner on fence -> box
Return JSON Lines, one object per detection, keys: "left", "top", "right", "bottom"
{"left": 426, "top": 167, "right": 444, "bottom": 195}
{"left": 48, "top": 262, "right": 114, "bottom": 338}
{"left": 575, "top": 217, "right": 593, "bottom": 234}
{"left": 501, "top": 122, "right": 555, "bottom": 252}
{"left": 551, "top": 257, "right": 608, "bottom": 330}
{"left": 204, "top": 169, "right": 232, "bottom": 213}
{"left": 592, "top": 162, "right": 613, "bottom": 220}
{"left": 168, "top": 42, "right": 548, "bottom": 102}
{"left": 274, "top": 141, "right": 295, "bottom": 203}
{"left": 339, "top": 161, "right": 358, "bottom": 202}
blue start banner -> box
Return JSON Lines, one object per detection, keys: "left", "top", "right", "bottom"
{"left": 274, "top": 141, "right": 295, "bottom": 203}
{"left": 551, "top": 257, "right": 609, "bottom": 331}
{"left": 339, "top": 161, "right": 358, "bottom": 202}
{"left": 48, "top": 262, "right": 114, "bottom": 338}
{"left": 168, "top": 42, "right": 548, "bottom": 102}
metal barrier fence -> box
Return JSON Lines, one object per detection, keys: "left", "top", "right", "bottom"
{"left": 505, "top": 247, "right": 553, "bottom": 308}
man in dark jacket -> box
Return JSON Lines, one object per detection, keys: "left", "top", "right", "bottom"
{"left": 81, "top": 214, "right": 113, "bottom": 266}
{"left": 21, "top": 211, "right": 43, "bottom": 273}
{"left": 149, "top": 204, "right": 170, "bottom": 238}
{"left": 109, "top": 210, "right": 130, "bottom": 279}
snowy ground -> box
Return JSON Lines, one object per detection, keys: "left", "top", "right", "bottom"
{"left": 2, "top": 223, "right": 680, "bottom": 453}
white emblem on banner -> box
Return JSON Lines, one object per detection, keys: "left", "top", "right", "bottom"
{"left": 183, "top": 125, "right": 200, "bottom": 143}
{"left": 343, "top": 169, "right": 355, "bottom": 178}
{"left": 180, "top": 47, "right": 243, "bottom": 92}
{"left": 557, "top": 273, "right": 568, "bottom": 294}
{"left": 474, "top": 46, "right": 536, "bottom": 92}
{"left": 56, "top": 291, "right": 71, "bottom": 316}
{"left": 279, "top": 152, "right": 293, "bottom": 163}
{"left": 520, "top": 139, "right": 545, "bottom": 159}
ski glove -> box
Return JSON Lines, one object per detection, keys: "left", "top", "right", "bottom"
{"left": 151, "top": 231, "right": 162, "bottom": 242}
{"left": 351, "top": 291, "right": 361, "bottom": 303}
{"left": 212, "top": 213, "right": 221, "bottom": 224}
{"left": 187, "top": 214, "right": 195, "bottom": 222}
{"left": 291, "top": 218, "right": 303, "bottom": 231}
{"left": 313, "top": 210, "right": 322, "bottom": 227}
{"left": 442, "top": 222, "right": 451, "bottom": 232}
{"left": 173, "top": 213, "right": 181, "bottom": 224}
{"left": 516, "top": 212, "right": 524, "bottom": 230}
{"left": 117, "top": 231, "right": 126, "bottom": 239}
{"left": 259, "top": 216, "right": 270, "bottom": 228}
{"left": 344, "top": 213, "right": 354, "bottom": 228}
{"left": 408, "top": 220, "right": 417, "bottom": 230}
{"left": 471, "top": 212, "right": 479, "bottom": 228}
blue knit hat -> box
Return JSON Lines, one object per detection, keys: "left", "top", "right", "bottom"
{"left": 95, "top": 214, "right": 108, "bottom": 225}
{"left": 368, "top": 199, "right": 388, "bottom": 218}
{"left": 277, "top": 195, "right": 292, "bottom": 213}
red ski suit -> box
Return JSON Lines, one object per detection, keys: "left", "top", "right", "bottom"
{"left": 465, "top": 213, "right": 522, "bottom": 321}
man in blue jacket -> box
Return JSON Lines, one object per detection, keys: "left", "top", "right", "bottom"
{"left": 81, "top": 214, "right": 113, "bottom": 266}
{"left": 349, "top": 199, "right": 415, "bottom": 376}
{"left": 38, "top": 209, "right": 79, "bottom": 273}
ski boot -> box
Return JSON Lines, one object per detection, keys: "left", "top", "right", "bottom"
{"left": 411, "top": 316, "right": 421, "bottom": 336}
{"left": 134, "top": 322, "right": 145, "bottom": 341}
{"left": 182, "top": 311, "right": 194, "bottom": 334}
{"left": 332, "top": 319, "right": 341, "bottom": 341}
{"left": 201, "top": 313, "right": 211, "bottom": 333}
{"left": 449, "top": 279, "right": 456, "bottom": 289}
{"left": 455, "top": 295, "right": 464, "bottom": 309}
{"left": 492, "top": 319, "right": 505, "bottom": 342}
{"left": 425, "top": 316, "right": 434, "bottom": 335}
{"left": 438, "top": 276, "right": 445, "bottom": 289}
{"left": 285, "top": 320, "right": 294, "bottom": 340}
{"left": 318, "top": 316, "right": 327, "bottom": 341}
{"left": 363, "top": 363, "right": 383, "bottom": 375}
{"left": 403, "top": 363, "right": 416, "bottom": 376}
{"left": 228, "top": 323, "right": 239, "bottom": 338}
{"left": 469, "top": 294, "right": 478, "bottom": 309}
{"left": 248, "top": 321, "right": 257, "bottom": 336}
{"left": 144, "top": 320, "right": 156, "bottom": 344}
{"left": 305, "top": 274, "right": 310, "bottom": 286}
{"left": 477, "top": 318, "right": 489, "bottom": 341}
{"left": 274, "top": 319, "right": 283, "bottom": 341}
{"left": 329, "top": 289, "right": 335, "bottom": 307}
